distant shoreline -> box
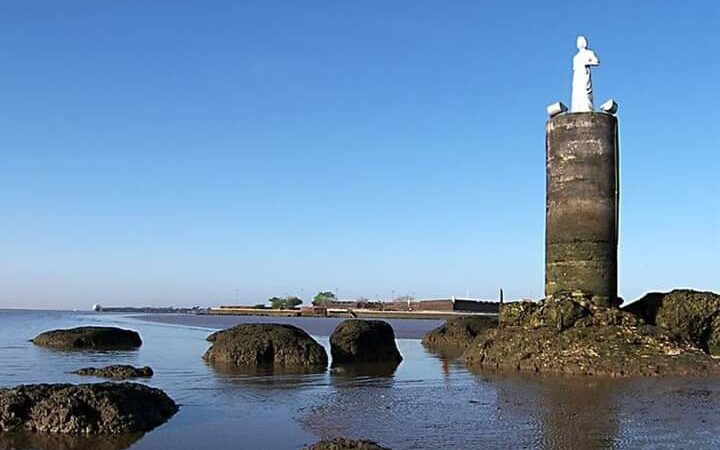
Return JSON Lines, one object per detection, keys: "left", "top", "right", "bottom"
{"left": 207, "top": 307, "right": 497, "bottom": 320}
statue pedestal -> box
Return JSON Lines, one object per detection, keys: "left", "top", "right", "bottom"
{"left": 545, "top": 112, "right": 619, "bottom": 307}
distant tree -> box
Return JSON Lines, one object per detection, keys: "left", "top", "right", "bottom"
{"left": 269, "top": 296, "right": 303, "bottom": 309}
{"left": 269, "top": 297, "right": 285, "bottom": 309}
{"left": 312, "top": 291, "right": 337, "bottom": 307}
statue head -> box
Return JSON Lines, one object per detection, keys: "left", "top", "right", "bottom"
{"left": 576, "top": 35, "right": 588, "bottom": 50}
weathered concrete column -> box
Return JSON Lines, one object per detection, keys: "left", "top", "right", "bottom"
{"left": 545, "top": 112, "right": 619, "bottom": 307}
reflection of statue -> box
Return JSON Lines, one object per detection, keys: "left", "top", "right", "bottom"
{"left": 571, "top": 35, "right": 600, "bottom": 112}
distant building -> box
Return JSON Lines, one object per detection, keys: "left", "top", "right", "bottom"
{"left": 384, "top": 298, "right": 499, "bottom": 314}
{"left": 323, "top": 297, "right": 499, "bottom": 314}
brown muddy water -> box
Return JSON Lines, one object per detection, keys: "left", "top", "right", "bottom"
{"left": 1, "top": 310, "right": 719, "bottom": 449}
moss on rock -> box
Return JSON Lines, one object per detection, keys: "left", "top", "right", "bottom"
{"left": 0, "top": 382, "right": 177, "bottom": 434}
{"left": 625, "top": 289, "right": 720, "bottom": 355}
{"left": 32, "top": 327, "right": 142, "bottom": 350}
{"left": 464, "top": 293, "right": 720, "bottom": 376}
{"left": 203, "top": 323, "right": 327, "bottom": 368}
{"left": 72, "top": 365, "right": 154, "bottom": 380}
{"left": 330, "top": 320, "right": 402, "bottom": 366}
{"left": 421, "top": 316, "right": 497, "bottom": 353}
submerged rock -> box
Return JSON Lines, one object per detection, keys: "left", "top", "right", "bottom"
{"left": 304, "top": 438, "right": 392, "bottom": 450}
{"left": 0, "top": 382, "right": 178, "bottom": 434}
{"left": 72, "top": 365, "right": 154, "bottom": 380}
{"left": 32, "top": 327, "right": 142, "bottom": 350}
{"left": 422, "top": 316, "right": 497, "bottom": 352}
{"left": 625, "top": 289, "right": 720, "bottom": 355}
{"left": 329, "top": 320, "right": 402, "bottom": 366}
{"left": 203, "top": 323, "right": 327, "bottom": 368}
{"left": 464, "top": 293, "right": 720, "bottom": 376}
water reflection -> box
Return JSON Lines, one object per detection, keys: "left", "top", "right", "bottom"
{"left": 0, "top": 431, "right": 143, "bottom": 450}
{"left": 206, "top": 361, "right": 329, "bottom": 391}
{"left": 420, "top": 347, "right": 467, "bottom": 378}
{"left": 488, "top": 373, "right": 620, "bottom": 450}
{"left": 208, "top": 361, "right": 327, "bottom": 377}
{"left": 330, "top": 362, "right": 400, "bottom": 378}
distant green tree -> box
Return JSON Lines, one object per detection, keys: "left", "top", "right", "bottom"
{"left": 312, "top": 291, "right": 336, "bottom": 307}
{"left": 269, "top": 297, "right": 285, "bottom": 309}
{"left": 269, "top": 296, "right": 303, "bottom": 309}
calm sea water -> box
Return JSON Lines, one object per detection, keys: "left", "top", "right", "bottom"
{"left": 1, "top": 310, "right": 719, "bottom": 450}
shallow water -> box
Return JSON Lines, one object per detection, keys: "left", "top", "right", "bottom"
{"left": 1, "top": 310, "right": 719, "bottom": 449}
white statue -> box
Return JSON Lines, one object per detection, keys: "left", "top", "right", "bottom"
{"left": 571, "top": 35, "right": 600, "bottom": 112}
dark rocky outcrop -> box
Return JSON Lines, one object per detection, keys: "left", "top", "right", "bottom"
{"left": 304, "top": 438, "right": 392, "bottom": 450}
{"left": 421, "top": 316, "right": 498, "bottom": 353}
{"left": 72, "top": 365, "right": 154, "bottom": 380}
{"left": 203, "top": 323, "right": 327, "bottom": 368}
{"left": 0, "top": 382, "right": 178, "bottom": 434}
{"left": 464, "top": 293, "right": 720, "bottom": 376}
{"left": 624, "top": 289, "right": 720, "bottom": 355}
{"left": 329, "top": 320, "right": 402, "bottom": 366}
{"left": 32, "top": 327, "right": 142, "bottom": 350}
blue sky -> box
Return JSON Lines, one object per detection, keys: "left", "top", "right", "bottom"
{"left": 0, "top": 1, "right": 718, "bottom": 309}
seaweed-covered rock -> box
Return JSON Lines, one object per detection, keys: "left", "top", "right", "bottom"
{"left": 0, "top": 382, "right": 178, "bottom": 434}
{"left": 465, "top": 323, "right": 716, "bottom": 376}
{"left": 329, "top": 320, "right": 402, "bottom": 366}
{"left": 500, "top": 294, "right": 640, "bottom": 330}
{"left": 304, "top": 438, "right": 392, "bottom": 450}
{"left": 72, "top": 365, "right": 154, "bottom": 380}
{"left": 32, "top": 327, "right": 142, "bottom": 350}
{"left": 465, "top": 293, "right": 720, "bottom": 376}
{"left": 421, "top": 316, "right": 497, "bottom": 352}
{"left": 203, "top": 324, "right": 327, "bottom": 368}
{"left": 625, "top": 289, "right": 720, "bottom": 355}
{"left": 498, "top": 301, "right": 539, "bottom": 327}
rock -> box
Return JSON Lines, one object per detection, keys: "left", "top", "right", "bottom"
{"left": 421, "top": 316, "right": 497, "bottom": 352}
{"left": 72, "top": 365, "right": 154, "bottom": 380}
{"left": 465, "top": 324, "right": 716, "bottom": 376}
{"left": 304, "top": 438, "right": 392, "bottom": 450}
{"left": 32, "top": 327, "right": 142, "bottom": 350}
{"left": 500, "top": 294, "right": 640, "bottom": 330}
{"left": 329, "top": 320, "right": 402, "bottom": 366}
{"left": 203, "top": 323, "right": 327, "bottom": 368}
{"left": 624, "top": 289, "right": 720, "bottom": 355}
{"left": 464, "top": 293, "right": 720, "bottom": 376}
{"left": 498, "top": 301, "right": 540, "bottom": 327}
{"left": 0, "top": 382, "right": 178, "bottom": 434}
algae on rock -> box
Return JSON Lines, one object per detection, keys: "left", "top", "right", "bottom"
{"left": 464, "top": 293, "right": 720, "bottom": 377}
{"left": 422, "top": 316, "right": 497, "bottom": 353}
{"left": 625, "top": 289, "right": 720, "bottom": 355}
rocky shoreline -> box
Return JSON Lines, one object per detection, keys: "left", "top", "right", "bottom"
{"left": 421, "top": 289, "right": 720, "bottom": 377}
{"left": 5, "top": 293, "right": 720, "bottom": 449}
{"left": 0, "top": 382, "right": 178, "bottom": 434}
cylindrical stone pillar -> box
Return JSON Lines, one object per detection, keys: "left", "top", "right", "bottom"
{"left": 545, "top": 112, "right": 619, "bottom": 307}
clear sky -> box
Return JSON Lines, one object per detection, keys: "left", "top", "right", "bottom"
{"left": 1, "top": 1, "right": 718, "bottom": 309}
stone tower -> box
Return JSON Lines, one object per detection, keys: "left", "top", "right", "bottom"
{"left": 544, "top": 36, "right": 619, "bottom": 307}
